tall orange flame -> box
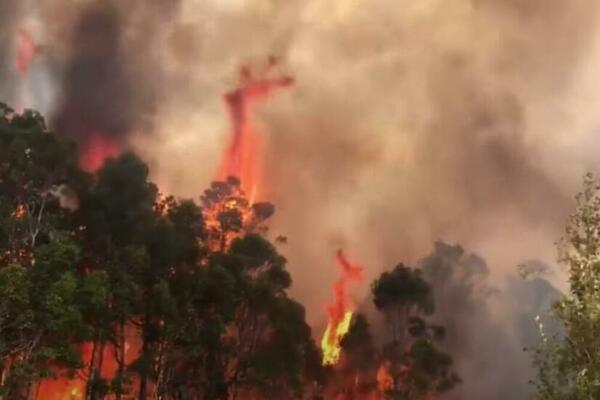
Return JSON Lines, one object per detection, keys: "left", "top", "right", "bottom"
{"left": 321, "top": 249, "right": 364, "bottom": 366}
{"left": 217, "top": 57, "right": 293, "bottom": 202}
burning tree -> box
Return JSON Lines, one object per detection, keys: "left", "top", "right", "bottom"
{"left": 0, "top": 103, "right": 89, "bottom": 399}
{"left": 320, "top": 255, "right": 459, "bottom": 400}
{"left": 0, "top": 105, "right": 323, "bottom": 400}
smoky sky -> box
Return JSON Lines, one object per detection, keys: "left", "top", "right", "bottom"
{"left": 51, "top": 0, "right": 183, "bottom": 144}
{"left": 419, "top": 242, "right": 560, "bottom": 399}
{"left": 52, "top": 3, "right": 133, "bottom": 141}
{"left": 2, "top": 1, "right": 600, "bottom": 398}
{"left": 0, "top": 0, "right": 23, "bottom": 101}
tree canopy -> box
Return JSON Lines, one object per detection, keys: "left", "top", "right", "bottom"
{"left": 0, "top": 104, "right": 322, "bottom": 400}
{"left": 533, "top": 173, "right": 600, "bottom": 400}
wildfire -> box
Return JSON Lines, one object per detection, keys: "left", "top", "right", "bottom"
{"left": 216, "top": 57, "right": 293, "bottom": 202}
{"left": 321, "top": 249, "right": 364, "bottom": 366}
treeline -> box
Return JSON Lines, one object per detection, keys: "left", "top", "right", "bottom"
{"left": 328, "top": 264, "right": 460, "bottom": 400}
{"left": 0, "top": 104, "right": 323, "bottom": 399}
{"left": 0, "top": 104, "right": 465, "bottom": 400}
{"left": 1, "top": 100, "right": 598, "bottom": 399}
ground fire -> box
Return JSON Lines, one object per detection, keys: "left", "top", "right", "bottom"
{"left": 321, "top": 249, "right": 364, "bottom": 366}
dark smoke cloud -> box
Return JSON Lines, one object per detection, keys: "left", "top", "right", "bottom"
{"left": 52, "top": 0, "right": 183, "bottom": 145}
{"left": 52, "top": 3, "right": 133, "bottom": 141}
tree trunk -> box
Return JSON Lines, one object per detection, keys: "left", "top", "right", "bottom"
{"left": 115, "top": 321, "right": 126, "bottom": 400}
{"left": 86, "top": 340, "right": 99, "bottom": 400}
{"left": 138, "top": 325, "right": 149, "bottom": 400}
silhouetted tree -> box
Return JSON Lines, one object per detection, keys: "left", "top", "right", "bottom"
{"left": 372, "top": 264, "right": 459, "bottom": 399}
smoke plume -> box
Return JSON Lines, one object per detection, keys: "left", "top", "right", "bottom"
{"left": 419, "top": 242, "right": 560, "bottom": 399}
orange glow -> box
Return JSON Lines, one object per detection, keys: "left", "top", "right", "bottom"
{"left": 321, "top": 249, "right": 364, "bottom": 366}
{"left": 15, "top": 28, "right": 38, "bottom": 77}
{"left": 79, "top": 133, "right": 121, "bottom": 172}
{"left": 202, "top": 180, "right": 256, "bottom": 252}
{"left": 376, "top": 361, "right": 394, "bottom": 393}
{"left": 38, "top": 327, "right": 140, "bottom": 400}
{"left": 216, "top": 57, "right": 293, "bottom": 201}
{"left": 12, "top": 203, "right": 26, "bottom": 219}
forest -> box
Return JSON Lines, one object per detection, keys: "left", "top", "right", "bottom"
{"left": 0, "top": 104, "right": 462, "bottom": 400}
{"left": 1, "top": 100, "right": 599, "bottom": 400}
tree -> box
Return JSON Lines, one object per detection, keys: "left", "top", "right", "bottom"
{"left": 372, "top": 265, "right": 433, "bottom": 345}
{"left": 0, "top": 104, "right": 323, "bottom": 400}
{"left": 534, "top": 173, "right": 600, "bottom": 399}
{"left": 0, "top": 104, "right": 88, "bottom": 399}
{"left": 0, "top": 240, "right": 86, "bottom": 400}
{"left": 340, "top": 314, "right": 376, "bottom": 372}
{"left": 372, "top": 264, "right": 459, "bottom": 399}
{"left": 338, "top": 314, "right": 377, "bottom": 397}
{"left": 0, "top": 104, "right": 85, "bottom": 266}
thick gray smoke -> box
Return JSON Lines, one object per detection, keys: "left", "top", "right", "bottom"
{"left": 0, "top": 0, "right": 184, "bottom": 147}
{"left": 419, "top": 242, "right": 560, "bottom": 399}
{"left": 52, "top": 3, "right": 136, "bottom": 142}
{"left": 0, "top": 1, "right": 24, "bottom": 102}
{"left": 1, "top": 1, "right": 600, "bottom": 398}
{"left": 51, "top": 0, "right": 184, "bottom": 146}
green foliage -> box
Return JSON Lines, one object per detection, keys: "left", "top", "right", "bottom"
{"left": 0, "top": 105, "right": 323, "bottom": 399}
{"left": 0, "top": 265, "right": 34, "bottom": 360}
{"left": 534, "top": 173, "right": 600, "bottom": 399}
{"left": 0, "top": 241, "right": 85, "bottom": 397}
{"left": 0, "top": 104, "right": 85, "bottom": 269}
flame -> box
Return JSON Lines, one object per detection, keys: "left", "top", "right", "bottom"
{"left": 69, "top": 388, "right": 81, "bottom": 399}
{"left": 216, "top": 57, "right": 293, "bottom": 201}
{"left": 376, "top": 361, "right": 394, "bottom": 393}
{"left": 79, "top": 133, "right": 121, "bottom": 172}
{"left": 38, "top": 327, "right": 140, "bottom": 400}
{"left": 321, "top": 249, "right": 364, "bottom": 366}
{"left": 321, "top": 310, "right": 353, "bottom": 366}
{"left": 12, "top": 204, "right": 26, "bottom": 219}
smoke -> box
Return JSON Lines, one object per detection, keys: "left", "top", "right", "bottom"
{"left": 0, "top": 0, "right": 25, "bottom": 102}
{"left": 419, "top": 242, "right": 560, "bottom": 399}
{"left": 51, "top": 0, "right": 182, "bottom": 145}
{"left": 2, "top": 0, "right": 600, "bottom": 397}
